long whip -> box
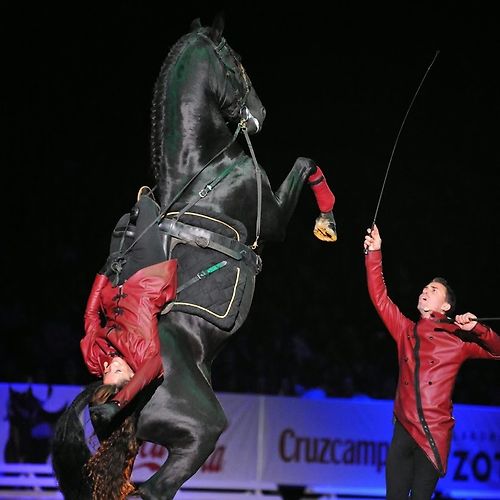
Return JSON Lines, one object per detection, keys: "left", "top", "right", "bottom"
{"left": 370, "top": 50, "right": 440, "bottom": 229}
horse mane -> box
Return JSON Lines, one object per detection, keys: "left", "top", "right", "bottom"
{"left": 150, "top": 32, "right": 188, "bottom": 183}
{"left": 150, "top": 21, "right": 222, "bottom": 190}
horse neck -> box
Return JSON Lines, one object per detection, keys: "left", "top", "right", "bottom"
{"left": 166, "top": 95, "right": 234, "bottom": 167}
{"left": 155, "top": 50, "right": 241, "bottom": 208}
{"left": 160, "top": 101, "right": 240, "bottom": 208}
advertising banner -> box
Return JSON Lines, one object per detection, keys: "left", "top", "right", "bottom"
{"left": 1, "top": 383, "right": 498, "bottom": 497}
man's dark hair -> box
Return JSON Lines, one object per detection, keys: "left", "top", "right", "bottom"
{"left": 432, "top": 276, "right": 456, "bottom": 314}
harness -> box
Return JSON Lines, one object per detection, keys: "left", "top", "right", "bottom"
{"left": 113, "top": 31, "right": 264, "bottom": 294}
{"left": 159, "top": 217, "right": 262, "bottom": 275}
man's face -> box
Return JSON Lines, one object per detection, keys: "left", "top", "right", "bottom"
{"left": 102, "top": 356, "right": 134, "bottom": 387}
{"left": 417, "top": 281, "right": 450, "bottom": 317}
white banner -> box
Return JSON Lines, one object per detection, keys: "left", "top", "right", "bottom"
{"left": 1, "top": 383, "right": 499, "bottom": 497}
{"left": 260, "top": 396, "right": 391, "bottom": 493}
{"left": 133, "top": 393, "right": 263, "bottom": 486}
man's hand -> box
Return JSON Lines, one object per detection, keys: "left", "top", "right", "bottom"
{"left": 364, "top": 224, "right": 381, "bottom": 252}
{"left": 454, "top": 313, "right": 478, "bottom": 332}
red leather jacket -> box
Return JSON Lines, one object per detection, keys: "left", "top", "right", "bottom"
{"left": 81, "top": 259, "right": 177, "bottom": 407}
{"left": 366, "top": 250, "right": 500, "bottom": 475}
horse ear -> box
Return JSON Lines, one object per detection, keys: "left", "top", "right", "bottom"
{"left": 209, "top": 11, "right": 225, "bottom": 43}
{"left": 190, "top": 18, "right": 202, "bottom": 31}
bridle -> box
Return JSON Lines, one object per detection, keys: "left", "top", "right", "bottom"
{"left": 198, "top": 32, "right": 261, "bottom": 132}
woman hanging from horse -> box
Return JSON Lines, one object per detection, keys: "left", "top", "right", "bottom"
{"left": 73, "top": 189, "right": 176, "bottom": 498}
{"left": 81, "top": 189, "right": 177, "bottom": 426}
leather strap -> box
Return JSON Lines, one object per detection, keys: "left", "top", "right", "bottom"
{"left": 113, "top": 219, "right": 262, "bottom": 275}
{"left": 159, "top": 219, "right": 262, "bottom": 275}
{"left": 177, "top": 260, "right": 228, "bottom": 294}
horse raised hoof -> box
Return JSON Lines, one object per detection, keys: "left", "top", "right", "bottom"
{"left": 313, "top": 211, "right": 337, "bottom": 242}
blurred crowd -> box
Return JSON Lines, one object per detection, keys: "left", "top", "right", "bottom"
{"left": 1, "top": 282, "right": 498, "bottom": 407}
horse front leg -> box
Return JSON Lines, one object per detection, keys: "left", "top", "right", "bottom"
{"left": 271, "top": 157, "right": 337, "bottom": 242}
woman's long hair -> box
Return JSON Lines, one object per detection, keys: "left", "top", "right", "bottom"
{"left": 84, "top": 384, "right": 141, "bottom": 500}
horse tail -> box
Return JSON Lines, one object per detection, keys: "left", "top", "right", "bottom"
{"left": 51, "top": 381, "right": 100, "bottom": 499}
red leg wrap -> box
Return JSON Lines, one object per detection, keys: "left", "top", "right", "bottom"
{"left": 308, "top": 166, "right": 335, "bottom": 213}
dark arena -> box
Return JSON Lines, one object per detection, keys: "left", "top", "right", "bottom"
{"left": 2, "top": 4, "right": 499, "bottom": 500}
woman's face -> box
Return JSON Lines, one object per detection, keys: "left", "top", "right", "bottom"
{"left": 102, "top": 356, "right": 134, "bottom": 387}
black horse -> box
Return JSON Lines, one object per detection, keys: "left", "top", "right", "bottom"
{"left": 52, "top": 15, "right": 336, "bottom": 500}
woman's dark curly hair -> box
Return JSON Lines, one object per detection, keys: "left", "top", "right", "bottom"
{"left": 84, "top": 384, "right": 141, "bottom": 500}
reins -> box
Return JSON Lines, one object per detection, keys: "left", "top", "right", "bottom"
{"left": 166, "top": 117, "right": 263, "bottom": 251}
{"left": 167, "top": 124, "right": 243, "bottom": 220}
{"left": 242, "top": 125, "right": 262, "bottom": 249}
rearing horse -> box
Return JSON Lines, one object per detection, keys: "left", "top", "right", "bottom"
{"left": 52, "top": 15, "right": 336, "bottom": 500}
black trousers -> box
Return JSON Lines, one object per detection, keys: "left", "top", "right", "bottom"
{"left": 386, "top": 420, "right": 440, "bottom": 500}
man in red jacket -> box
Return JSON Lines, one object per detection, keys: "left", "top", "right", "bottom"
{"left": 81, "top": 190, "right": 177, "bottom": 425}
{"left": 364, "top": 224, "right": 500, "bottom": 500}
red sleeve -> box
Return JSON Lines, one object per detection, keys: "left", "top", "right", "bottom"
{"left": 365, "top": 250, "right": 414, "bottom": 342}
{"left": 106, "top": 260, "right": 176, "bottom": 371}
{"left": 105, "top": 295, "right": 162, "bottom": 373}
{"left": 466, "top": 323, "right": 500, "bottom": 359}
{"left": 105, "top": 280, "right": 164, "bottom": 406}
{"left": 112, "top": 354, "right": 163, "bottom": 407}
{"left": 106, "top": 260, "right": 176, "bottom": 407}
{"left": 81, "top": 274, "right": 109, "bottom": 376}
{"left": 106, "top": 306, "right": 164, "bottom": 407}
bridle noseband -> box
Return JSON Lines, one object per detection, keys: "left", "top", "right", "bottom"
{"left": 197, "top": 33, "right": 257, "bottom": 129}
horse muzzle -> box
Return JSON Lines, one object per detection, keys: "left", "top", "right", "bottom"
{"left": 240, "top": 106, "right": 263, "bottom": 134}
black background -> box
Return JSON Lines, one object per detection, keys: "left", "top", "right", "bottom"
{"left": 2, "top": 2, "right": 499, "bottom": 402}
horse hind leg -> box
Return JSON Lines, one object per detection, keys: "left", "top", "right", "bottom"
{"left": 136, "top": 401, "right": 227, "bottom": 500}
{"left": 135, "top": 311, "right": 230, "bottom": 499}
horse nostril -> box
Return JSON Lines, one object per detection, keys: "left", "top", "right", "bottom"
{"left": 261, "top": 107, "right": 266, "bottom": 118}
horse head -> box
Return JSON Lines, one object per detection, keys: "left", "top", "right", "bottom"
{"left": 195, "top": 13, "right": 266, "bottom": 135}
{"left": 150, "top": 14, "right": 266, "bottom": 209}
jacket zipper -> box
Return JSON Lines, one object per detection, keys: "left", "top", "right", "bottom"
{"left": 413, "top": 323, "right": 444, "bottom": 475}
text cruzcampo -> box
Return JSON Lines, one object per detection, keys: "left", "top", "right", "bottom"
{"left": 279, "top": 428, "right": 389, "bottom": 473}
